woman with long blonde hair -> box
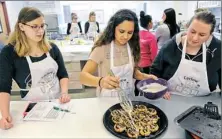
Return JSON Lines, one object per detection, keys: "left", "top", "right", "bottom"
{"left": 0, "top": 7, "right": 70, "bottom": 130}
{"left": 84, "top": 11, "right": 100, "bottom": 38}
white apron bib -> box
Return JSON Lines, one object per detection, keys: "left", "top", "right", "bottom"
{"left": 70, "top": 23, "right": 80, "bottom": 39}
{"left": 87, "top": 22, "right": 98, "bottom": 38}
{"left": 98, "top": 41, "right": 134, "bottom": 98}
{"left": 167, "top": 37, "right": 211, "bottom": 96}
{"left": 21, "top": 53, "right": 60, "bottom": 101}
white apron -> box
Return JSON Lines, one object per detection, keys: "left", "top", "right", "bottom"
{"left": 98, "top": 41, "right": 134, "bottom": 98}
{"left": 87, "top": 22, "right": 98, "bottom": 38}
{"left": 21, "top": 53, "right": 60, "bottom": 101}
{"left": 167, "top": 37, "right": 211, "bottom": 96}
{"left": 70, "top": 23, "right": 80, "bottom": 39}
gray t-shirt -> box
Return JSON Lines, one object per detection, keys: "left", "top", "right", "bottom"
{"left": 155, "top": 24, "right": 170, "bottom": 51}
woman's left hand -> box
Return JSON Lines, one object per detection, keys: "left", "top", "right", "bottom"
{"left": 59, "top": 93, "right": 71, "bottom": 103}
{"left": 142, "top": 73, "right": 158, "bottom": 80}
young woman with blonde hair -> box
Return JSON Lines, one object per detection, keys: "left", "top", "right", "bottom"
{"left": 0, "top": 7, "right": 70, "bottom": 130}
{"left": 84, "top": 11, "right": 100, "bottom": 38}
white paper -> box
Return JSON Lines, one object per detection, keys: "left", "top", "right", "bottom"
{"left": 23, "top": 101, "right": 72, "bottom": 121}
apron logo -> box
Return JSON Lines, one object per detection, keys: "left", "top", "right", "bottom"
{"left": 184, "top": 76, "right": 198, "bottom": 83}
{"left": 38, "top": 71, "right": 57, "bottom": 95}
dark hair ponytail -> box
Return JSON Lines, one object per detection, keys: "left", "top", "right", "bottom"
{"left": 139, "top": 11, "right": 152, "bottom": 29}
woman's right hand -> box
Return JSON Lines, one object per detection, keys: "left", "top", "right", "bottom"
{"left": 100, "top": 76, "right": 120, "bottom": 89}
{"left": 0, "top": 115, "right": 13, "bottom": 130}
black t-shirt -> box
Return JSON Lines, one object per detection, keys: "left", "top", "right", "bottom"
{"left": 0, "top": 43, "right": 68, "bottom": 98}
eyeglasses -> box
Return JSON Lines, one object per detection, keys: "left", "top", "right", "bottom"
{"left": 22, "top": 23, "right": 48, "bottom": 31}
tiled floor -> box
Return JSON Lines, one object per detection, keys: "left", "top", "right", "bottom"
{"left": 11, "top": 88, "right": 97, "bottom": 101}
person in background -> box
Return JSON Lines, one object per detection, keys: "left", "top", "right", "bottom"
{"left": 138, "top": 11, "right": 158, "bottom": 73}
{"left": 155, "top": 8, "right": 180, "bottom": 51}
{"left": 0, "top": 7, "right": 71, "bottom": 130}
{"left": 67, "top": 13, "right": 82, "bottom": 38}
{"left": 84, "top": 11, "right": 100, "bottom": 38}
{"left": 80, "top": 9, "right": 157, "bottom": 98}
{"left": 134, "top": 11, "right": 158, "bottom": 96}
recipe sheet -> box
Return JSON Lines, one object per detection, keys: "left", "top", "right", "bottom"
{"left": 23, "top": 101, "right": 73, "bottom": 121}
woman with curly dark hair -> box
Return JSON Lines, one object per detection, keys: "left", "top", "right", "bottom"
{"left": 80, "top": 9, "right": 157, "bottom": 97}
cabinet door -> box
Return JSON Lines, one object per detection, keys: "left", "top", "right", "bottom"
{"left": 65, "top": 62, "right": 81, "bottom": 72}
{"left": 68, "top": 81, "right": 83, "bottom": 89}
{"left": 69, "top": 71, "right": 80, "bottom": 81}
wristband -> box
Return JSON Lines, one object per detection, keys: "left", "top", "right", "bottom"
{"left": 98, "top": 77, "right": 103, "bottom": 87}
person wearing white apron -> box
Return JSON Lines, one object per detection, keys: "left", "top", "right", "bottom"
{"left": 168, "top": 37, "right": 211, "bottom": 96}
{"left": 70, "top": 23, "right": 80, "bottom": 39}
{"left": 80, "top": 9, "right": 157, "bottom": 99}
{"left": 87, "top": 22, "right": 98, "bottom": 39}
{"left": 20, "top": 53, "right": 61, "bottom": 101}
{"left": 99, "top": 41, "right": 134, "bottom": 98}
{"left": 66, "top": 13, "right": 82, "bottom": 39}
{"left": 0, "top": 7, "right": 71, "bottom": 130}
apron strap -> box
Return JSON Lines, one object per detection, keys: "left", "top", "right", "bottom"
{"left": 110, "top": 41, "right": 133, "bottom": 68}
{"left": 127, "top": 43, "right": 133, "bottom": 69}
{"left": 110, "top": 41, "right": 114, "bottom": 68}
{"left": 26, "top": 56, "right": 32, "bottom": 65}
{"left": 202, "top": 43, "right": 207, "bottom": 64}
{"left": 46, "top": 52, "right": 50, "bottom": 57}
{"left": 182, "top": 36, "right": 207, "bottom": 64}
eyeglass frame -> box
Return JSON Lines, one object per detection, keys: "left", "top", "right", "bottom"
{"left": 21, "top": 23, "right": 48, "bottom": 31}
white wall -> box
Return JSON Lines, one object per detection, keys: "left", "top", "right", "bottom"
{"left": 145, "top": 1, "right": 197, "bottom": 23}
{"left": 5, "top": 1, "right": 199, "bottom": 33}
{"left": 5, "top": 1, "right": 26, "bottom": 32}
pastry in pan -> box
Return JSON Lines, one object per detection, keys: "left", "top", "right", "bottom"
{"left": 149, "top": 114, "right": 160, "bottom": 124}
{"left": 111, "top": 110, "right": 120, "bottom": 117}
{"left": 149, "top": 123, "right": 159, "bottom": 132}
{"left": 140, "top": 126, "right": 151, "bottom": 136}
{"left": 127, "top": 127, "right": 139, "bottom": 138}
{"left": 136, "top": 104, "right": 147, "bottom": 112}
{"left": 112, "top": 116, "right": 123, "bottom": 124}
{"left": 114, "top": 123, "right": 126, "bottom": 133}
{"left": 147, "top": 108, "right": 157, "bottom": 115}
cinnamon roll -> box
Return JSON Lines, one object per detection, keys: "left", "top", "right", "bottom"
{"left": 112, "top": 116, "right": 123, "bottom": 124}
{"left": 147, "top": 108, "right": 157, "bottom": 115}
{"left": 149, "top": 123, "right": 159, "bottom": 132}
{"left": 127, "top": 128, "right": 139, "bottom": 138}
{"left": 114, "top": 123, "right": 126, "bottom": 133}
{"left": 136, "top": 105, "right": 147, "bottom": 112}
{"left": 149, "top": 114, "right": 159, "bottom": 124}
{"left": 140, "top": 126, "right": 151, "bottom": 136}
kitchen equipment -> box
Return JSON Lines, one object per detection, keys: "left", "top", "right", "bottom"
{"left": 136, "top": 78, "right": 168, "bottom": 100}
{"left": 174, "top": 102, "right": 221, "bottom": 139}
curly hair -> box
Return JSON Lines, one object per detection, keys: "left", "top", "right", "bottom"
{"left": 92, "top": 9, "right": 140, "bottom": 64}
